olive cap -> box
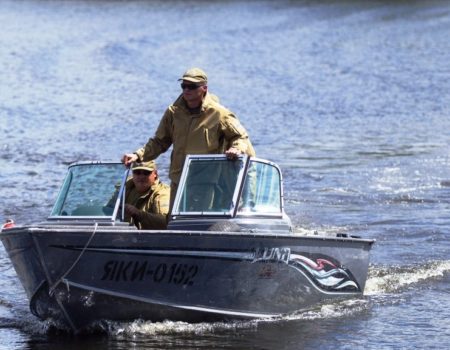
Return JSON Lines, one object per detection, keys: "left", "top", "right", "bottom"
{"left": 178, "top": 67, "right": 208, "bottom": 84}
{"left": 131, "top": 161, "right": 156, "bottom": 172}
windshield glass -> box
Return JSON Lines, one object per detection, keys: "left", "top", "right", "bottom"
{"left": 173, "top": 157, "right": 245, "bottom": 214}
{"left": 238, "top": 160, "right": 282, "bottom": 214}
{"left": 50, "top": 163, "right": 126, "bottom": 218}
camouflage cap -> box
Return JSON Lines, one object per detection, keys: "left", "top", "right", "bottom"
{"left": 178, "top": 67, "right": 208, "bottom": 84}
{"left": 131, "top": 161, "right": 157, "bottom": 172}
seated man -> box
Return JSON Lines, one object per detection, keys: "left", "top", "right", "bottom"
{"left": 124, "top": 161, "right": 170, "bottom": 229}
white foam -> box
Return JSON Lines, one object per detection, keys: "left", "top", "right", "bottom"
{"left": 104, "top": 318, "right": 258, "bottom": 337}
{"left": 365, "top": 260, "right": 450, "bottom": 295}
{"left": 104, "top": 298, "right": 372, "bottom": 338}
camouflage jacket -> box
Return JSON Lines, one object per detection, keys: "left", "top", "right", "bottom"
{"left": 135, "top": 93, "right": 255, "bottom": 184}
{"left": 124, "top": 179, "right": 170, "bottom": 230}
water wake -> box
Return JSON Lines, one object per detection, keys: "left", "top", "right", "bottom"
{"left": 365, "top": 260, "right": 450, "bottom": 295}
{"left": 101, "top": 297, "right": 371, "bottom": 339}
{"left": 100, "top": 318, "right": 258, "bottom": 338}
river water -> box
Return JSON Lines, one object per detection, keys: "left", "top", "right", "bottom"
{"left": 1, "top": 0, "right": 449, "bottom": 349}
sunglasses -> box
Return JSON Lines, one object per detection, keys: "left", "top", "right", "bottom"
{"left": 133, "top": 170, "right": 151, "bottom": 176}
{"left": 181, "top": 83, "right": 202, "bottom": 90}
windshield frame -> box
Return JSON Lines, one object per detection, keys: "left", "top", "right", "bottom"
{"left": 235, "top": 157, "right": 285, "bottom": 218}
{"left": 48, "top": 161, "right": 128, "bottom": 223}
{"left": 171, "top": 155, "right": 250, "bottom": 216}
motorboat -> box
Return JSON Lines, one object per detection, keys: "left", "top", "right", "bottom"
{"left": 0, "top": 155, "right": 374, "bottom": 332}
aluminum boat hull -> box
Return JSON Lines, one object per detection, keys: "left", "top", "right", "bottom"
{"left": 1, "top": 224, "right": 373, "bottom": 331}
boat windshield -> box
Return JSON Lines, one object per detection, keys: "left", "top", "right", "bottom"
{"left": 172, "top": 155, "right": 284, "bottom": 217}
{"left": 49, "top": 162, "right": 127, "bottom": 219}
{"left": 172, "top": 156, "right": 246, "bottom": 215}
{"left": 238, "top": 160, "right": 282, "bottom": 214}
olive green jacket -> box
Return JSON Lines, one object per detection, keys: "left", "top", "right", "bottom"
{"left": 124, "top": 179, "right": 170, "bottom": 230}
{"left": 135, "top": 93, "right": 255, "bottom": 184}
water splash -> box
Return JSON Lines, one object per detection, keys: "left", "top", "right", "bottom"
{"left": 100, "top": 318, "right": 258, "bottom": 338}
{"left": 285, "top": 298, "right": 370, "bottom": 321}
{"left": 365, "top": 260, "right": 450, "bottom": 295}
{"left": 100, "top": 300, "right": 370, "bottom": 339}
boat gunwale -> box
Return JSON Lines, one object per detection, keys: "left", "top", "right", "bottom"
{"left": 1, "top": 225, "right": 376, "bottom": 245}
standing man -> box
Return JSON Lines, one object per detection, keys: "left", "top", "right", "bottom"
{"left": 124, "top": 161, "right": 170, "bottom": 229}
{"left": 121, "top": 67, "right": 255, "bottom": 210}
